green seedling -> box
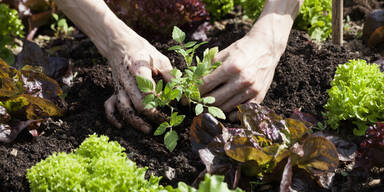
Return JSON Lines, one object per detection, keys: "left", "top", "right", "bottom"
{"left": 51, "top": 13, "right": 74, "bottom": 39}
{"left": 136, "top": 26, "right": 225, "bottom": 152}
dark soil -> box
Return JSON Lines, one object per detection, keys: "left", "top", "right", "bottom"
{"left": 1, "top": 4, "right": 384, "bottom": 192}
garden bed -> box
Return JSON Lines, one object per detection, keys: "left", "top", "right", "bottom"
{"left": 1, "top": 2, "right": 384, "bottom": 192}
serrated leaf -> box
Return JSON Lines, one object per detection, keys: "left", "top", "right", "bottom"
{"left": 170, "top": 68, "right": 182, "bottom": 79}
{"left": 170, "top": 112, "right": 185, "bottom": 127}
{"left": 154, "top": 122, "right": 170, "bottom": 136}
{"left": 203, "top": 47, "right": 219, "bottom": 65}
{"left": 155, "top": 80, "right": 163, "bottom": 94}
{"left": 172, "top": 26, "right": 185, "bottom": 43}
{"left": 169, "top": 88, "right": 182, "bottom": 101}
{"left": 195, "top": 104, "right": 203, "bottom": 116}
{"left": 184, "top": 41, "right": 197, "bottom": 48}
{"left": 202, "top": 96, "right": 215, "bottom": 104}
{"left": 136, "top": 75, "right": 153, "bottom": 93}
{"left": 164, "top": 130, "right": 178, "bottom": 152}
{"left": 168, "top": 45, "right": 182, "bottom": 51}
{"left": 208, "top": 106, "right": 226, "bottom": 119}
{"left": 144, "top": 102, "right": 157, "bottom": 109}
{"left": 143, "top": 94, "right": 155, "bottom": 105}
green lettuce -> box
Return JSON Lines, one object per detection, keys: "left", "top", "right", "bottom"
{"left": 324, "top": 59, "right": 384, "bottom": 135}
{"left": 27, "top": 134, "right": 243, "bottom": 192}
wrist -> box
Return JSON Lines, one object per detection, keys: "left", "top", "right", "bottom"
{"left": 246, "top": 0, "right": 302, "bottom": 54}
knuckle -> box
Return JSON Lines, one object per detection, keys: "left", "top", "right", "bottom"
{"left": 226, "top": 61, "right": 242, "bottom": 74}
{"left": 248, "top": 86, "right": 259, "bottom": 96}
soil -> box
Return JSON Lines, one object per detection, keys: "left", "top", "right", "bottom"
{"left": 1, "top": 2, "right": 384, "bottom": 192}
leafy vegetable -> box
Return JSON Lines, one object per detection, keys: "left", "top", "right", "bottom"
{"left": 0, "top": 3, "right": 24, "bottom": 64}
{"left": 202, "top": 0, "right": 234, "bottom": 19}
{"left": 105, "top": 0, "right": 209, "bottom": 34}
{"left": 356, "top": 122, "right": 384, "bottom": 173}
{"left": 136, "top": 26, "right": 224, "bottom": 151}
{"left": 190, "top": 103, "right": 339, "bottom": 189}
{"left": 324, "top": 59, "right": 384, "bottom": 136}
{"left": 27, "top": 134, "right": 243, "bottom": 192}
{"left": 27, "top": 134, "right": 172, "bottom": 192}
{"left": 0, "top": 58, "right": 62, "bottom": 143}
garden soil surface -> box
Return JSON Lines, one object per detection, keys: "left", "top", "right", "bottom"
{"left": 1, "top": 3, "right": 384, "bottom": 192}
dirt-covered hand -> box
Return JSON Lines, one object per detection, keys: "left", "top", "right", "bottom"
{"left": 104, "top": 37, "right": 173, "bottom": 133}
{"left": 54, "top": 0, "right": 173, "bottom": 133}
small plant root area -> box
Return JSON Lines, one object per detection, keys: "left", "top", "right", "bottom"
{"left": 1, "top": 4, "right": 384, "bottom": 192}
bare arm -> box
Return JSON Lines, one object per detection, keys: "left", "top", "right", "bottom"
{"left": 200, "top": 0, "right": 303, "bottom": 120}
{"left": 54, "top": 0, "right": 173, "bottom": 133}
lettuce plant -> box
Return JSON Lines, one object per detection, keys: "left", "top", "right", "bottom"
{"left": 0, "top": 3, "right": 24, "bottom": 64}
{"left": 136, "top": 26, "right": 225, "bottom": 152}
{"left": 324, "top": 59, "right": 384, "bottom": 136}
{"left": 0, "top": 58, "right": 62, "bottom": 143}
{"left": 27, "top": 134, "right": 243, "bottom": 192}
{"left": 190, "top": 103, "right": 339, "bottom": 189}
{"left": 356, "top": 122, "right": 384, "bottom": 174}
{"left": 202, "top": 0, "right": 234, "bottom": 19}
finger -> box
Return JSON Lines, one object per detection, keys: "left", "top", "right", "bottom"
{"left": 116, "top": 90, "right": 152, "bottom": 134}
{"left": 118, "top": 61, "right": 167, "bottom": 123}
{"left": 151, "top": 55, "right": 173, "bottom": 82}
{"left": 117, "top": 57, "right": 147, "bottom": 112}
{"left": 206, "top": 77, "right": 252, "bottom": 106}
{"left": 199, "top": 65, "right": 231, "bottom": 95}
{"left": 104, "top": 94, "right": 122, "bottom": 129}
{"left": 219, "top": 88, "right": 258, "bottom": 113}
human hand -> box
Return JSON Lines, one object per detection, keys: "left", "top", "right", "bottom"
{"left": 200, "top": 0, "right": 302, "bottom": 121}
{"left": 104, "top": 36, "right": 173, "bottom": 133}
{"left": 199, "top": 35, "right": 282, "bottom": 120}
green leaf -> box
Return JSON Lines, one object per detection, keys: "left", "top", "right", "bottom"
{"left": 143, "top": 94, "right": 155, "bottom": 105}
{"left": 155, "top": 80, "right": 163, "bottom": 94}
{"left": 144, "top": 101, "right": 157, "bottom": 109}
{"left": 52, "top": 13, "right": 59, "bottom": 20}
{"left": 203, "top": 47, "right": 219, "bottom": 65}
{"left": 195, "top": 104, "right": 203, "bottom": 116}
{"left": 172, "top": 26, "right": 185, "bottom": 43}
{"left": 202, "top": 96, "right": 215, "bottom": 104}
{"left": 169, "top": 88, "right": 182, "bottom": 101}
{"left": 184, "top": 41, "right": 197, "bottom": 48}
{"left": 154, "top": 122, "right": 170, "bottom": 136}
{"left": 170, "top": 112, "right": 185, "bottom": 126}
{"left": 208, "top": 106, "right": 226, "bottom": 119}
{"left": 171, "top": 68, "right": 182, "bottom": 79}
{"left": 168, "top": 45, "right": 182, "bottom": 51}
{"left": 164, "top": 130, "right": 178, "bottom": 152}
{"left": 136, "top": 75, "right": 153, "bottom": 93}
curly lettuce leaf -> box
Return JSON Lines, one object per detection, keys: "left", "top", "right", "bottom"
{"left": 324, "top": 59, "right": 384, "bottom": 135}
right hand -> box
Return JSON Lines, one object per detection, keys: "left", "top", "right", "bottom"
{"left": 104, "top": 36, "right": 173, "bottom": 134}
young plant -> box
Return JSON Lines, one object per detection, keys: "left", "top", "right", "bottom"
{"left": 190, "top": 103, "right": 339, "bottom": 189}
{"left": 0, "top": 3, "right": 24, "bottom": 64}
{"left": 50, "top": 13, "right": 75, "bottom": 39}
{"left": 136, "top": 26, "right": 225, "bottom": 152}
{"left": 324, "top": 59, "right": 384, "bottom": 136}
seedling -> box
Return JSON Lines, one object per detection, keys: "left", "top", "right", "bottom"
{"left": 136, "top": 26, "right": 225, "bottom": 151}
{"left": 51, "top": 13, "right": 74, "bottom": 39}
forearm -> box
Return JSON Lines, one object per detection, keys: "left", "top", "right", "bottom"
{"left": 53, "top": 0, "right": 143, "bottom": 60}
{"left": 246, "top": 0, "right": 303, "bottom": 54}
